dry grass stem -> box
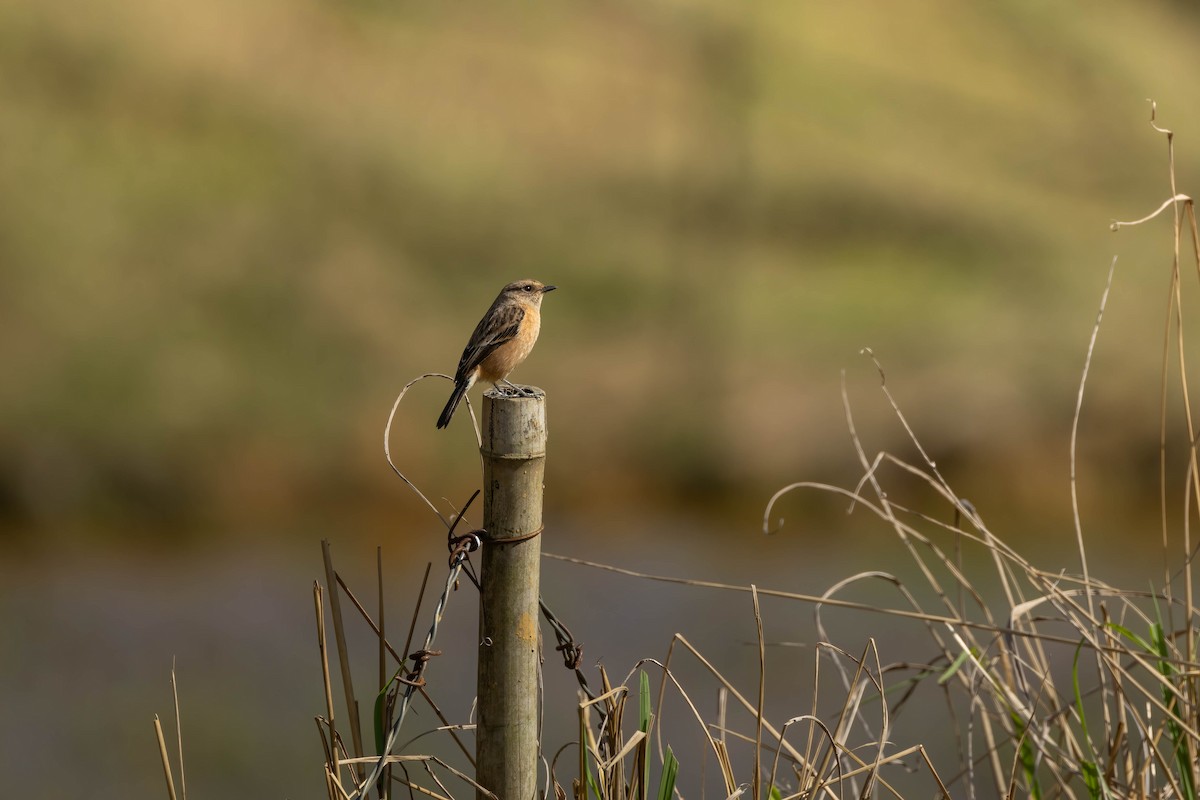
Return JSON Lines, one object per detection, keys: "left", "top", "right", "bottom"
{"left": 153, "top": 715, "right": 178, "bottom": 800}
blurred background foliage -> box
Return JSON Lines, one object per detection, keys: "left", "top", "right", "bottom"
{"left": 4, "top": 0, "right": 1200, "bottom": 545}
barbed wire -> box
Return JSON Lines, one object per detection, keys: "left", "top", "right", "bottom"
{"left": 347, "top": 556, "right": 467, "bottom": 799}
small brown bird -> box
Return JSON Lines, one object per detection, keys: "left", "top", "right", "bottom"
{"left": 436, "top": 279, "right": 556, "bottom": 429}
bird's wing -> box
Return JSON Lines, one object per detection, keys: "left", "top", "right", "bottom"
{"left": 454, "top": 304, "right": 525, "bottom": 379}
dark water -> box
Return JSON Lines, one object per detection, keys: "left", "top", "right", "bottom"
{"left": 0, "top": 500, "right": 1171, "bottom": 799}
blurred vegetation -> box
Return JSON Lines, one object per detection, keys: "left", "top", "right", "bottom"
{"left": 3, "top": 0, "right": 1200, "bottom": 543}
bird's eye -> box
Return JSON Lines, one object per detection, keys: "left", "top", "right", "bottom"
{"left": 523, "top": 285, "right": 533, "bottom": 292}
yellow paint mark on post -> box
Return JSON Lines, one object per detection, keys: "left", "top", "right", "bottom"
{"left": 518, "top": 611, "right": 538, "bottom": 642}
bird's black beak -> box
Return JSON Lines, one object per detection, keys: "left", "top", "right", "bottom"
{"left": 542, "top": 285, "right": 557, "bottom": 293}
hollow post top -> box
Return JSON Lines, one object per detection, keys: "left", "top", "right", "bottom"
{"left": 480, "top": 387, "right": 547, "bottom": 460}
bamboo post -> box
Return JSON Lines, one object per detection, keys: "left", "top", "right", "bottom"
{"left": 477, "top": 387, "right": 546, "bottom": 800}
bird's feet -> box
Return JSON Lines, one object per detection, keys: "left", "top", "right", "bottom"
{"left": 498, "top": 380, "right": 540, "bottom": 397}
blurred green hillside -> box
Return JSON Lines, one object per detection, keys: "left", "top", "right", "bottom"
{"left": 3, "top": 0, "right": 1200, "bottom": 541}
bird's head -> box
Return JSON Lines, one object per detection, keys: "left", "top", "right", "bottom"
{"left": 502, "top": 279, "right": 557, "bottom": 306}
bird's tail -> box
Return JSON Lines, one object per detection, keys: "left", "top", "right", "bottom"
{"left": 436, "top": 377, "right": 471, "bottom": 429}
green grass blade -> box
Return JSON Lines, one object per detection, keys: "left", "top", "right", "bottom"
{"left": 1104, "top": 621, "right": 1154, "bottom": 653}
{"left": 373, "top": 673, "right": 399, "bottom": 754}
{"left": 1072, "top": 640, "right": 1106, "bottom": 800}
{"left": 1151, "top": 620, "right": 1196, "bottom": 800}
{"left": 640, "top": 671, "right": 652, "bottom": 800}
{"left": 938, "top": 647, "right": 974, "bottom": 685}
{"left": 1081, "top": 762, "right": 1102, "bottom": 799}
{"left": 1011, "top": 711, "right": 1041, "bottom": 800}
{"left": 640, "top": 671, "right": 651, "bottom": 731}
{"left": 657, "top": 747, "right": 678, "bottom": 800}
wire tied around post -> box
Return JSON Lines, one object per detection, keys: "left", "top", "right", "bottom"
{"left": 485, "top": 524, "right": 544, "bottom": 545}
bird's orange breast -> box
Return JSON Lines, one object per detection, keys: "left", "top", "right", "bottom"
{"left": 478, "top": 308, "right": 541, "bottom": 383}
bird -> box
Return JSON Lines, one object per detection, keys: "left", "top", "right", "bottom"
{"left": 436, "top": 279, "right": 556, "bottom": 429}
